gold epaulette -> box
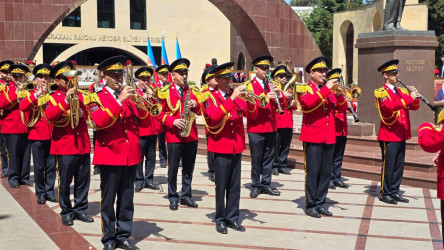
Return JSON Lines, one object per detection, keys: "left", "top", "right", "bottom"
{"left": 37, "top": 94, "right": 51, "bottom": 106}
{"left": 374, "top": 87, "right": 388, "bottom": 99}
{"left": 0, "top": 85, "right": 5, "bottom": 91}
{"left": 17, "top": 90, "right": 29, "bottom": 99}
{"left": 190, "top": 85, "right": 201, "bottom": 95}
{"left": 78, "top": 89, "right": 92, "bottom": 105}
{"left": 157, "top": 84, "right": 171, "bottom": 100}
{"left": 296, "top": 83, "right": 313, "bottom": 94}
{"left": 435, "top": 123, "right": 443, "bottom": 132}
{"left": 399, "top": 88, "right": 409, "bottom": 95}
{"left": 201, "top": 84, "right": 209, "bottom": 92}
{"left": 199, "top": 90, "right": 211, "bottom": 104}
{"left": 437, "top": 109, "right": 444, "bottom": 125}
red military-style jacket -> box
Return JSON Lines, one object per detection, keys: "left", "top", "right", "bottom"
{"left": 296, "top": 81, "right": 337, "bottom": 144}
{"left": 334, "top": 94, "right": 356, "bottom": 137}
{"left": 246, "top": 77, "right": 286, "bottom": 133}
{"left": 375, "top": 84, "right": 420, "bottom": 141}
{"left": 137, "top": 87, "right": 163, "bottom": 136}
{"left": 202, "top": 88, "right": 256, "bottom": 154}
{"left": 44, "top": 89, "right": 90, "bottom": 155}
{"left": 19, "top": 89, "right": 53, "bottom": 140}
{"left": 418, "top": 123, "right": 444, "bottom": 200}
{"left": 157, "top": 83, "right": 201, "bottom": 143}
{"left": 277, "top": 102, "right": 297, "bottom": 129}
{"left": 88, "top": 87, "right": 148, "bottom": 166}
{"left": 201, "top": 88, "right": 213, "bottom": 135}
{"left": 0, "top": 79, "right": 6, "bottom": 126}
{"left": 0, "top": 82, "right": 28, "bottom": 134}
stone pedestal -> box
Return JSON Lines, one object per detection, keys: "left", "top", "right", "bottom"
{"left": 355, "top": 30, "right": 438, "bottom": 136}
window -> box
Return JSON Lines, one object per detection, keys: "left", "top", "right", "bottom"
{"left": 97, "top": 0, "right": 115, "bottom": 28}
{"left": 43, "top": 43, "right": 75, "bottom": 64}
{"left": 130, "top": 0, "right": 146, "bottom": 30}
{"left": 62, "top": 7, "right": 81, "bottom": 27}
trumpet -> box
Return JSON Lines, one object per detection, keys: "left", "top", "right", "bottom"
{"left": 47, "top": 81, "right": 58, "bottom": 94}
{"left": 397, "top": 79, "right": 435, "bottom": 111}
{"left": 62, "top": 70, "right": 82, "bottom": 129}
{"left": 240, "top": 80, "right": 269, "bottom": 107}
{"left": 330, "top": 76, "right": 360, "bottom": 122}
{"left": 124, "top": 65, "right": 162, "bottom": 116}
{"left": 266, "top": 77, "right": 284, "bottom": 115}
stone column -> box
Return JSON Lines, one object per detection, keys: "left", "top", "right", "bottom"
{"left": 355, "top": 30, "right": 438, "bottom": 136}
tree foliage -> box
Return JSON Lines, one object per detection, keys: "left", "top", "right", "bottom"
{"left": 304, "top": 0, "right": 364, "bottom": 60}
{"left": 289, "top": 0, "right": 318, "bottom": 6}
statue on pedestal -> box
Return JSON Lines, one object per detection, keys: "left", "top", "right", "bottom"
{"left": 383, "top": 0, "right": 406, "bottom": 30}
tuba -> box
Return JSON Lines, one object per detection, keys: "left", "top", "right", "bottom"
{"left": 62, "top": 70, "right": 82, "bottom": 129}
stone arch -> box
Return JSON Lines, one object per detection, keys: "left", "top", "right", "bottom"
{"left": 373, "top": 11, "right": 382, "bottom": 32}
{"left": 0, "top": 0, "right": 321, "bottom": 68}
{"left": 339, "top": 20, "right": 354, "bottom": 84}
{"left": 237, "top": 52, "right": 245, "bottom": 70}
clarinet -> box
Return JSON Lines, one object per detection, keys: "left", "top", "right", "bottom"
{"left": 397, "top": 79, "right": 435, "bottom": 111}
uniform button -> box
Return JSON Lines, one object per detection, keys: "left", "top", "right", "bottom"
{"left": 230, "top": 123, "right": 233, "bottom": 126}
{"left": 232, "top": 131, "right": 234, "bottom": 134}
{"left": 326, "top": 123, "right": 328, "bottom": 126}
{"left": 327, "top": 115, "right": 329, "bottom": 118}
{"left": 76, "top": 132, "right": 79, "bottom": 135}
{"left": 268, "top": 115, "right": 271, "bottom": 117}
{"left": 125, "top": 130, "right": 127, "bottom": 133}
{"left": 126, "top": 139, "right": 129, "bottom": 143}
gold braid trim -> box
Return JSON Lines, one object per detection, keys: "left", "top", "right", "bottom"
{"left": 86, "top": 92, "right": 118, "bottom": 130}
{"left": 374, "top": 93, "right": 399, "bottom": 126}
{"left": 295, "top": 91, "right": 325, "bottom": 113}
{"left": 3, "top": 86, "right": 17, "bottom": 110}
{"left": 166, "top": 96, "right": 181, "bottom": 114}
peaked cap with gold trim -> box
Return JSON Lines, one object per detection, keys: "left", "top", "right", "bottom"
{"left": 97, "top": 55, "right": 127, "bottom": 72}
{"left": 10, "top": 64, "right": 30, "bottom": 75}
{"left": 33, "top": 63, "right": 52, "bottom": 76}
{"left": 210, "top": 62, "right": 234, "bottom": 78}
{"left": 305, "top": 56, "right": 330, "bottom": 73}
{"left": 252, "top": 55, "right": 273, "bottom": 67}
{"left": 326, "top": 68, "right": 342, "bottom": 80}
{"left": 135, "top": 67, "right": 154, "bottom": 78}
{"left": 0, "top": 60, "right": 14, "bottom": 71}
{"left": 50, "top": 61, "right": 74, "bottom": 79}
{"left": 156, "top": 64, "right": 169, "bottom": 73}
{"left": 201, "top": 65, "right": 217, "bottom": 84}
{"left": 377, "top": 59, "right": 399, "bottom": 73}
{"left": 271, "top": 65, "right": 288, "bottom": 78}
{"left": 168, "top": 58, "right": 190, "bottom": 73}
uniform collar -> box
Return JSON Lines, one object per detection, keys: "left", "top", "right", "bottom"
{"left": 385, "top": 83, "right": 395, "bottom": 91}
{"left": 105, "top": 86, "right": 118, "bottom": 99}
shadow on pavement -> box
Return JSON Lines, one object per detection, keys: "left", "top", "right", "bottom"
{"left": 132, "top": 220, "right": 170, "bottom": 244}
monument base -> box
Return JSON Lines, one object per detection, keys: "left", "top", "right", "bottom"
{"left": 355, "top": 30, "right": 438, "bottom": 135}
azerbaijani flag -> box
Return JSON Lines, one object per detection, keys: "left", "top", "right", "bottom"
{"left": 176, "top": 36, "right": 182, "bottom": 60}
{"left": 161, "top": 37, "right": 169, "bottom": 65}
{"left": 147, "top": 33, "right": 158, "bottom": 83}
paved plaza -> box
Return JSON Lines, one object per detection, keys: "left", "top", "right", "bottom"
{"left": 0, "top": 153, "right": 442, "bottom": 249}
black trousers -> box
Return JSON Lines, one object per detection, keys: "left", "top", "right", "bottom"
{"left": 100, "top": 165, "right": 137, "bottom": 245}
{"left": 273, "top": 128, "right": 293, "bottom": 169}
{"left": 5, "top": 133, "right": 31, "bottom": 184}
{"left": 135, "top": 135, "right": 157, "bottom": 187}
{"left": 304, "top": 142, "right": 335, "bottom": 210}
{"left": 248, "top": 132, "right": 276, "bottom": 189}
{"left": 206, "top": 133, "right": 214, "bottom": 174}
{"left": 167, "top": 141, "right": 198, "bottom": 202}
{"left": 331, "top": 136, "right": 347, "bottom": 182}
{"left": 157, "top": 132, "right": 167, "bottom": 164}
{"left": 31, "top": 140, "right": 56, "bottom": 197}
{"left": 0, "top": 129, "right": 8, "bottom": 175}
{"left": 57, "top": 154, "right": 90, "bottom": 217}
{"left": 214, "top": 153, "right": 241, "bottom": 225}
{"left": 379, "top": 141, "right": 406, "bottom": 197}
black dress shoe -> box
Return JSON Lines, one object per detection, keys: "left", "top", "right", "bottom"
{"left": 62, "top": 214, "right": 74, "bottom": 226}
{"left": 37, "top": 195, "right": 46, "bottom": 204}
{"left": 328, "top": 181, "right": 336, "bottom": 190}
{"left": 20, "top": 180, "right": 33, "bottom": 186}
{"left": 227, "top": 221, "right": 245, "bottom": 232}
{"left": 75, "top": 213, "right": 94, "bottom": 223}
{"left": 160, "top": 162, "right": 167, "bottom": 168}
{"left": 216, "top": 223, "right": 228, "bottom": 234}
{"left": 180, "top": 197, "right": 198, "bottom": 208}
{"left": 208, "top": 172, "right": 214, "bottom": 181}
{"left": 145, "top": 182, "right": 159, "bottom": 190}
{"left": 305, "top": 209, "right": 321, "bottom": 218}
{"left": 169, "top": 200, "right": 178, "bottom": 211}
{"left": 272, "top": 168, "right": 279, "bottom": 176}
{"left": 1, "top": 172, "right": 7, "bottom": 178}
{"left": 46, "top": 195, "right": 58, "bottom": 203}
{"left": 9, "top": 182, "right": 19, "bottom": 188}
{"left": 250, "top": 189, "right": 259, "bottom": 198}
{"left": 135, "top": 185, "right": 143, "bottom": 192}
{"left": 260, "top": 187, "right": 280, "bottom": 196}
{"left": 379, "top": 195, "right": 397, "bottom": 205}
{"left": 391, "top": 194, "right": 409, "bottom": 203}
{"left": 334, "top": 180, "right": 349, "bottom": 189}
{"left": 103, "top": 242, "right": 116, "bottom": 250}
{"left": 317, "top": 207, "right": 333, "bottom": 216}
{"left": 93, "top": 166, "right": 100, "bottom": 175}
{"left": 279, "top": 168, "right": 291, "bottom": 175}
{"left": 116, "top": 240, "right": 139, "bottom": 250}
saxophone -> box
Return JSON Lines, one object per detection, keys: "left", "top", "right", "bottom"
{"left": 179, "top": 79, "right": 195, "bottom": 137}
